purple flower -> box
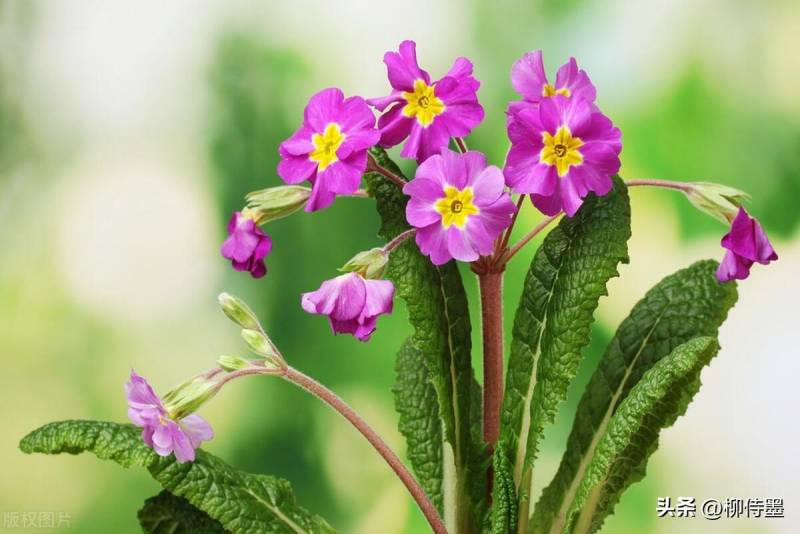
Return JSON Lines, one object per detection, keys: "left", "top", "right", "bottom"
{"left": 716, "top": 207, "right": 778, "bottom": 282}
{"left": 368, "top": 40, "right": 484, "bottom": 163}
{"left": 504, "top": 95, "right": 621, "bottom": 217}
{"left": 278, "top": 88, "right": 380, "bottom": 212}
{"left": 404, "top": 149, "right": 516, "bottom": 265}
{"left": 221, "top": 210, "right": 272, "bottom": 278}
{"left": 301, "top": 273, "right": 394, "bottom": 342}
{"left": 508, "top": 50, "right": 596, "bottom": 117}
{"left": 125, "top": 370, "right": 213, "bottom": 463}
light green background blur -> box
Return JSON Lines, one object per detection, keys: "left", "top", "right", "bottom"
{"left": 1, "top": 1, "right": 798, "bottom": 532}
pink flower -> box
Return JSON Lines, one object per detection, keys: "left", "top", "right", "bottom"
{"left": 221, "top": 210, "right": 272, "bottom": 278}
{"left": 504, "top": 95, "right": 621, "bottom": 217}
{"left": 278, "top": 88, "right": 380, "bottom": 212}
{"left": 404, "top": 149, "right": 516, "bottom": 265}
{"left": 125, "top": 371, "right": 213, "bottom": 463}
{"left": 368, "top": 40, "right": 484, "bottom": 163}
{"left": 716, "top": 207, "right": 778, "bottom": 282}
{"left": 508, "top": 50, "right": 596, "bottom": 116}
{"left": 301, "top": 273, "right": 394, "bottom": 342}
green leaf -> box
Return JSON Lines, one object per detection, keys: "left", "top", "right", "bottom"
{"left": 366, "top": 147, "right": 485, "bottom": 531}
{"left": 564, "top": 337, "right": 721, "bottom": 534}
{"left": 139, "top": 490, "right": 228, "bottom": 533}
{"left": 488, "top": 449, "right": 518, "bottom": 534}
{"left": 19, "top": 419, "right": 158, "bottom": 467}
{"left": 20, "top": 420, "right": 336, "bottom": 534}
{"left": 496, "top": 178, "right": 631, "bottom": 529}
{"left": 532, "top": 260, "right": 737, "bottom": 534}
{"left": 393, "top": 338, "right": 444, "bottom": 513}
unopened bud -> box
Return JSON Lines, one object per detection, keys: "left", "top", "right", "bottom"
{"left": 218, "top": 293, "right": 261, "bottom": 331}
{"left": 246, "top": 185, "right": 312, "bottom": 223}
{"left": 340, "top": 247, "right": 389, "bottom": 279}
{"left": 241, "top": 328, "right": 278, "bottom": 359}
{"left": 217, "top": 355, "right": 251, "bottom": 372}
{"left": 685, "top": 182, "right": 750, "bottom": 224}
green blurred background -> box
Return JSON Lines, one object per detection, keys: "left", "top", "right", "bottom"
{"left": 1, "top": 1, "right": 798, "bottom": 532}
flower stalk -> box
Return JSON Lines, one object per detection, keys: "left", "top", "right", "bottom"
{"left": 367, "top": 152, "right": 408, "bottom": 188}
{"left": 281, "top": 365, "right": 448, "bottom": 534}
{"left": 477, "top": 270, "right": 504, "bottom": 450}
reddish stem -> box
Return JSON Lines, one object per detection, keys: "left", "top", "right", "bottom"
{"left": 367, "top": 153, "right": 407, "bottom": 189}
{"left": 478, "top": 271, "right": 504, "bottom": 450}
{"left": 454, "top": 137, "right": 468, "bottom": 154}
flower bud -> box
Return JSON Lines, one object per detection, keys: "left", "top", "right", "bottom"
{"left": 218, "top": 292, "right": 261, "bottom": 331}
{"left": 246, "top": 185, "right": 312, "bottom": 223}
{"left": 217, "top": 355, "right": 251, "bottom": 372}
{"left": 241, "top": 328, "right": 278, "bottom": 359}
{"left": 685, "top": 182, "right": 750, "bottom": 224}
{"left": 161, "top": 375, "right": 219, "bottom": 420}
{"left": 340, "top": 247, "right": 389, "bottom": 279}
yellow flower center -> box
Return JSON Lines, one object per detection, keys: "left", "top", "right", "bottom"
{"left": 434, "top": 186, "right": 480, "bottom": 228}
{"left": 540, "top": 126, "right": 584, "bottom": 177}
{"left": 542, "top": 83, "right": 571, "bottom": 98}
{"left": 309, "top": 123, "right": 346, "bottom": 171}
{"left": 402, "top": 79, "right": 446, "bottom": 127}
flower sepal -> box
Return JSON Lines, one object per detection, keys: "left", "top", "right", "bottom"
{"left": 340, "top": 247, "right": 389, "bottom": 279}
{"left": 245, "top": 185, "right": 312, "bottom": 224}
{"left": 218, "top": 292, "right": 262, "bottom": 331}
{"left": 685, "top": 182, "right": 750, "bottom": 224}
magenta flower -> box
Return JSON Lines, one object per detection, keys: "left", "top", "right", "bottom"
{"left": 278, "top": 88, "right": 380, "bottom": 212}
{"left": 221, "top": 210, "right": 272, "bottom": 278}
{"left": 125, "top": 370, "right": 213, "bottom": 463}
{"left": 368, "top": 40, "right": 484, "bottom": 163}
{"left": 404, "top": 149, "right": 516, "bottom": 265}
{"left": 504, "top": 95, "right": 621, "bottom": 217}
{"left": 508, "top": 50, "right": 596, "bottom": 117}
{"left": 716, "top": 207, "right": 778, "bottom": 282}
{"left": 301, "top": 273, "right": 394, "bottom": 342}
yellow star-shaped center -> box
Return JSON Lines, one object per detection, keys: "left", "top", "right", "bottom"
{"left": 309, "top": 123, "right": 346, "bottom": 171}
{"left": 540, "top": 126, "right": 584, "bottom": 177}
{"left": 402, "top": 79, "right": 446, "bottom": 127}
{"left": 434, "top": 186, "right": 480, "bottom": 228}
{"left": 542, "top": 83, "right": 571, "bottom": 98}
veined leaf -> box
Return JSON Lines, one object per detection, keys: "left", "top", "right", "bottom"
{"left": 366, "top": 148, "right": 485, "bottom": 531}
{"left": 564, "top": 337, "right": 721, "bottom": 533}
{"left": 139, "top": 490, "right": 228, "bottom": 533}
{"left": 488, "top": 449, "right": 518, "bottom": 534}
{"left": 532, "top": 260, "right": 737, "bottom": 534}
{"left": 496, "top": 178, "right": 631, "bottom": 531}
{"left": 393, "top": 338, "right": 444, "bottom": 513}
{"left": 20, "top": 420, "right": 335, "bottom": 534}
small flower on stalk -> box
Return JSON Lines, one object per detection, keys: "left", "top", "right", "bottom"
{"left": 221, "top": 209, "right": 272, "bottom": 278}
{"left": 504, "top": 95, "right": 621, "bottom": 217}
{"left": 125, "top": 371, "right": 213, "bottom": 463}
{"left": 508, "top": 50, "right": 596, "bottom": 117}
{"left": 716, "top": 207, "right": 778, "bottom": 282}
{"left": 245, "top": 185, "right": 312, "bottom": 223}
{"left": 278, "top": 88, "right": 380, "bottom": 212}
{"left": 368, "top": 40, "right": 484, "bottom": 163}
{"left": 340, "top": 247, "right": 390, "bottom": 279}
{"left": 301, "top": 273, "right": 394, "bottom": 342}
{"left": 403, "top": 149, "right": 516, "bottom": 265}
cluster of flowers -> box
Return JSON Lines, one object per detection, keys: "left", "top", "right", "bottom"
{"left": 128, "top": 41, "right": 777, "bottom": 463}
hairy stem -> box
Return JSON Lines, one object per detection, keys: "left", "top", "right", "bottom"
{"left": 367, "top": 153, "right": 408, "bottom": 188}
{"left": 625, "top": 178, "right": 692, "bottom": 192}
{"left": 503, "top": 214, "right": 561, "bottom": 263}
{"left": 478, "top": 271, "right": 504, "bottom": 450}
{"left": 384, "top": 228, "right": 417, "bottom": 253}
{"left": 282, "top": 366, "right": 448, "bottom": 534}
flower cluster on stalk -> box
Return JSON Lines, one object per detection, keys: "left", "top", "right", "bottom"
{"left": 127, "top": 40, "right": 778, "bottom": 463}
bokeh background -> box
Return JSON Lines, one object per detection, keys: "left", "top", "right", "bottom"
{"left": 1, "top": 1, "right": 798, "bottom": 532}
